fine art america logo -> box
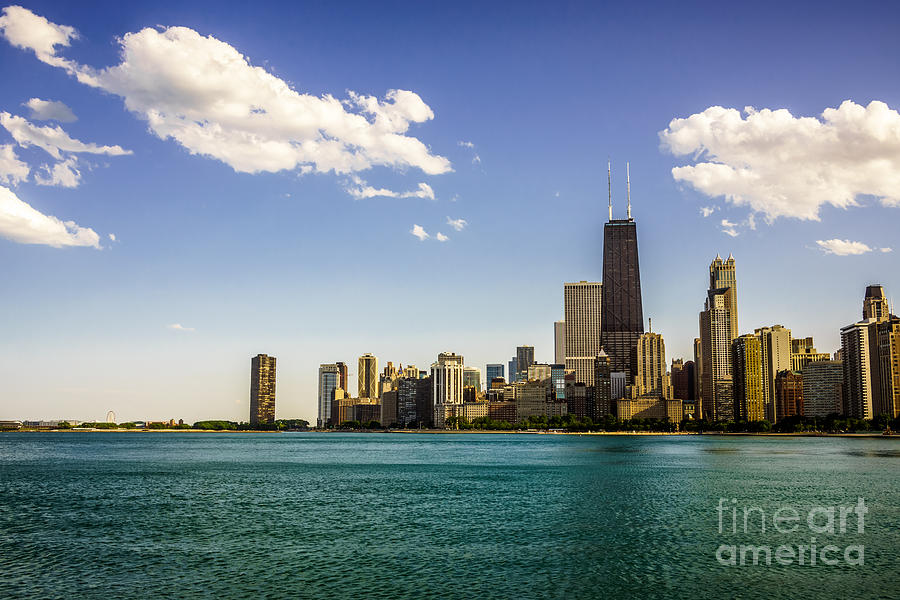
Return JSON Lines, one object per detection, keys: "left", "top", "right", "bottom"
{"left": 715, "top": 498, "right": 867, "bottom": 567}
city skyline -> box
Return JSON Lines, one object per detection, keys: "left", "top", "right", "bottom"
{"left": 1, "top": 2, "right": 899, "bottom": 423}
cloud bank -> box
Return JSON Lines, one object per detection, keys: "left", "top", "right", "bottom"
{"left": 0, "top": 185, "right": 100, "bottom": 248}
{"left": 0, "top": 6, "right": 451, "bottom": 178}
{"left": 660, "top": 100, "right": 900, "bottom": 221}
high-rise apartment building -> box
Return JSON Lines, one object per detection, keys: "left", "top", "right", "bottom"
{"left": 840, "top": 319, "right": 877, "bottom": 420}
{"left": 775, "top": 370, "right": 803, "bottom": 420}
{"left": 594, "top": 351, "right": 612, "bottom": 418}
{"left": 317, "top": 363, "right": 341, "bottom": 427}
{"left": 486, "top": 363, "right": 504, "bottom": 384}
{"left": 600, "top": 164, "right": 644, "bottom": 381}
{"left": 250, "top": 354, "right": 276, "bottom": 425}
{"left": 863, "top": 285, "right": 889, "bottom": 320}
{"left": 756, "top": 325, "right": 792, "bottom": 422}
{"left": 876, "top": 315, "right": 900, "bottom": 418}
{"left": 802, "top": 360, "right": 843, "bottom": 418}
{"left": 699, "top": 266, "right": 737, "bottom": 421}
{"left": 564, "top": 281, "right": 603, "bottom": 385}
{"left": 516, "top": 346, "right": 534, "bottom": 382}
{"left": 790, "top": 337, "right": 832, "bottom": 372}
{"left": 432, "top": 352, "right": 465, "bottom": 427}
{"left": 633, "top": 331, "right": 668, "bottom": 399}
{"left": 554, "top": 321, "right": 566, "bottom": 366}
{"left": 732, "top": 334, "right": 765, "bottom": 422}
{"left": 358, "top": 353, "right": 378, "bottom": 400}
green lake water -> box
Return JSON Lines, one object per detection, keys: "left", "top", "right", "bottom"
{"left": 1, "top": 432, "right": 897, "bottom": 599}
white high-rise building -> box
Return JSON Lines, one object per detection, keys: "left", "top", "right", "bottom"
{"left": 317, "top": 364, "right": 341, "bottom": 427}
{"left": 564, "top": 281, "right": 602, "bottom": 385}
{"left": 432, "top": 352, "right": 464, "bottom": 427}
{"left": 756, "top": 325, "right": 792, "bottom": 422}
{"left": 841, "top": 319, "right": 877, "bottom": 420}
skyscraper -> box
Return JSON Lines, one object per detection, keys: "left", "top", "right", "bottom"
{"left": 709, "top": 254, "right": 738, "bottom": 340}
{"left": 432, "top": 352, "right": 464, "bottom": 427}
{"left": 516, "top": 346, "right": 534, "bottom": 382}
{"left": 699, "top": 270, "right": 736, "bottom": 421}
{"left": 250, "top": 354, "right": 276, "bottom": 425}
{"left": 564, "top": 281, "right": 602, "bottom": 385}
{"left": 554, "top": 320, "right": 566, "bottom": 366}
{"left": 633, "top": 331, "right": 668, "bottom": 399}
{"left": 486, "top": 363, "right": 504, "bottom": 384}
{"left": 335, "top": 361, "right": 349, "bottom": 393}
{"left": 463, "top": 367, "right": 481, "bottom": 392}
{"left": 863, "top": 285, "right": 889, "bottom": 320}
{"left": 600, "top": 162, "right": 644, "bottom": 381}
{"left": 732, "top": 334, "right": 764, "bottom": 422}
{"left": 876, "top": 315, "right": 900, "bottom": 418}
{"left": 358, "top": 353, "right": 378, "bottom": 399}
{"left": 756, "top": 325, "right": 792, "bottom": 422}
{"left": 317, "top": 363, "right": 341, "bottom": 427}
{"left": 840, "top": 319, "right": 877, "bottom": 419}
{"left": 802, "top": 360, "right": 844, "bottom": 418}
{"left": 508, "top": 357, "right": 517, "bottom": 384}
{"left": 594, "top": 351, "right": 612, "bottom": 418}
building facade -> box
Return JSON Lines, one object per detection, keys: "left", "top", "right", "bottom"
{"left": 802, "top": 360, "right": 843, "bottom": 418}
{"left": 775, "top": 370, "right": 803, "bottom": 420}
{"left": 554, "top": 320, "right": 566, "bottom": 366}
{"left": 250, "top": 354, "right": 276, "bottom": 425}
{"left": 358, "top": 353, "right": 378, "bottom": 400}
{"left": 756, "top": 325, "right": 792, "bottom": 423}
{"left": 486, "top": 363, "right": 504, "bottom": 384}
{"left": 600, "top": 213, "right": 644, "bottom": 382}
{"left": 317, "top": 363, "right": 341, "bottom": 427}
{"left": 516, "top": 346, "right": 534, "bottom": 382}
{"left": 700, "top": 283, "right": 736, "bottom": 421}
{"left": 564, "top": 281, "right": 603, "bottom": 385}
{"left": 432, "top": 352, "right": 465, "bottom": 427}
{"left": 732, "top": 334, "right": 765, "bottom": 422}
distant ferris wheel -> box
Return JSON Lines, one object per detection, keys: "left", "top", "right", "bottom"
{"left": 106, "top": 411, "right": 116, "bottom": 423}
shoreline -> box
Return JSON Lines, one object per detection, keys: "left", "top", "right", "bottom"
{"left": 2, "top": 428, "right": 895, "bottom": 438}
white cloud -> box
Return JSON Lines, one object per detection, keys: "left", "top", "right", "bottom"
{"left": 436, "top": 232, "right": 448, "bottom": 242}
{"left": 410, "top": 224, "right": 429, "bottom": 241}
{"left": 167, "top": 323, "right": 195, "bottom": 332}
{"left": 880, "top": 247, "right": 892, "bottom": 253}
{"left": 0, "top": 185, "right": 100, "bottom": 248}
{"left": 1, "top": 7, "right": 451, "bottom": 177}
{"left": 660, "top": 100, "right": 900, "bottom": 221}
{"left": 0, "top": 144, "right": 29, "bottom": 185}
{"left": 816, "top": 239, "right": 872, "bottom": 256}
{"left": 108, "top": 233, "right": 116, "bottom": 242}
{"left": 720, "top": 219, "right": 739, "bottom": 237}
{"left": 446, "top": 216, "right": 467, "bottom": 231}
{"left": 35, "top": 156, "right": 81, "bottom": 188}
{"left": 700, "top": 206, "right": 716, "bottom": 218}
{"left": 24, "top": 98, "right": 76, "bottom": 122}
{"left": 458, "top": 141, "right": 474, "bottom": 148}
{"left": 472, "top": 153, "right": 481, "bottom": 164}
{"left": 0, "top": 5, "right": 78, "bottom": 73}
{"left": 0, "top": 112, "right": 131, "bottom": 160}
{"left": 345, "top": 176, "right": 434, "bottom": 200}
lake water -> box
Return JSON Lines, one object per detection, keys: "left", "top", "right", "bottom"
{"left": 1, "top": 432, "right": 898, "bottom": 599}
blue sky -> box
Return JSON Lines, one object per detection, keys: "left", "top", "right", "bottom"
{"left": 1, "top": 0, "right": 898, "bottom": 422}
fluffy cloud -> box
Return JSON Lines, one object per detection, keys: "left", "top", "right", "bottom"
{"left": 0, "top": 185, "right": 100, "bottom": 248}
{"left": 167, "top": 323, "right": 195, "bottom": 332}
{"left": 0, "top": 112, "right": 131, "bottom": 159}
{"left": 816, "top": 239, "right": 873, "bottom": 256}
{"left": 446, "top": 216, "right": 467, "bottom": 231}
{"left": 410, "top": 224, "right": 429, "bottom": 241}
{"left": 435, "top": 232, "right": 448, "bottom": 242}
{"left": 700, "top": 206, "right": 716, "bottom": 218}
{"left": 0, "top": 144, "right": 29, "bottom": 184}
{"left": 345, "top": 176, "right": 435, "bottom": 200}
{"left": 35, "top": 156, "right": 81, "bottom": 188}
{"left": 0, "top": 5, "right": 78, "bottom": 73}
{"left": 24, "top": 97, "right": 76, "bottom": 122}
{"left": 660, "top": 100, "right": 900, "bottom": 221}
{"left": 881, "top": 247, "right": 893, "bottom": 253}
{"left": 0, "top": 7, "right": 451, "bottom": 176}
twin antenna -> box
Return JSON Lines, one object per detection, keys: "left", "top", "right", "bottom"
{"left": 607, "top": 160, "right": 632, "bottom": 221}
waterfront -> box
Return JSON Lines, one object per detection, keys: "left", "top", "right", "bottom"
{"left": 1, "top": 433, "right": 898, "bottom": 599}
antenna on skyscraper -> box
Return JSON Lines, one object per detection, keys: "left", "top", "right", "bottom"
{"left": 626, "top": 162, "right": 632, "bottom": 220}
{"left": 607, "top": 159, "right": 613, "bottom": 221}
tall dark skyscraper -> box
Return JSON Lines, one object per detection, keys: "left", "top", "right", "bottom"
{"left": 600, "top": 162, "right": 644, "bottom": 380}
{"left": 250, "top": 353, "right": 276, "bottom": 425}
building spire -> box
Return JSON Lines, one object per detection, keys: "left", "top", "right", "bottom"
{"left": 607, "top": 159, "right": 612, "bottom": 221}
{"left": 626, "top": 162, "right": 632, "bottom": 220}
